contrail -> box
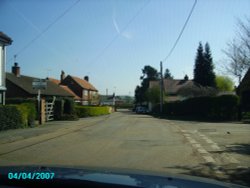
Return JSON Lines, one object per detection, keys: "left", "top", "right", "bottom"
{"left": 112, "top": 8, "right": 121, "bottom": 34}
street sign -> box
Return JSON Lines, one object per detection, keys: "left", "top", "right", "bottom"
{"left": 32, "top": 79, "right": 47, "bottom": 90}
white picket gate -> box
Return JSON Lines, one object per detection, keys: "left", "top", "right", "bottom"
{"left": 45, "top": 97, "right": 56, "bottom": 121}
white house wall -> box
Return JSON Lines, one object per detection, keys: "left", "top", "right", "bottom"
{"left": 0, "top": 45, "right": 5, "bottom": 90}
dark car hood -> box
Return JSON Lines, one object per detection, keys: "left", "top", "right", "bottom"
{"left": 0, "top": 165, "right": 248, "bottom": 188}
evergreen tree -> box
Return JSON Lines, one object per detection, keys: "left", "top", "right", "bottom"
{"left": 193, "top": 42, "right": 216, "bottom": 87}
{"left": 164, "top": 68, "right": 174, "bottom": 79}
{"left": 193, "top": 42, "right": 205, "bottom": 85}
{"left": 203, "top": 42, "right": 216, "bottom": 87}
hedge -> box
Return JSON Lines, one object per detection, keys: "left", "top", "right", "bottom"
{"left": 54, "top": 98, "right": 78, "bottom": 120}
{"left": 10, "top": 103, "right": 37, "bottom": 127}
{"left": 76, "top": 106, "right": 111, "bottom": 117}
{"left": 0, "top": 103, "right": 37, "bottom": 131}
{"left": 153, "top": 95, "right": 239, "bottom": 121}
{"left": 0, "top": 106, "right": 22, "bottom": 131}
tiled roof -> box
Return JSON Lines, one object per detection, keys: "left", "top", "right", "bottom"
{"left": 0, "top": 32, "right": 12, "bottom": 45}
{"left": 48, "top": 77, "right": 60, "bottom": 85}
{"left": 150, "top": 79, "right": 218, "bottom": 98}
{"left": 48, "top": 77, "right": 81, "bottom": 99}
{"left": 6, "top": 73, "right": 74, "bottom": 97}
{"left": 60, "top": 85, "right": 81, "bottom": 100}
{"left": 70, "top": 75, "right": 98, "bottom": 91}
{"left": 150, "top": 79, "right": 195, "bottom": 95}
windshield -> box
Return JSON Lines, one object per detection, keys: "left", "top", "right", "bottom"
{"left": 0, "top": 0, "right": 250, "bottom": 187}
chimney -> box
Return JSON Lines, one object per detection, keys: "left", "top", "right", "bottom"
{"left": 84, "top": 76, "right": 89, "bottom": 82}
{"left": 12, "top": 63, "right": 20, "bottom": 77}
{"left": 60, "top": 70, "right": 65, "bottom": 82}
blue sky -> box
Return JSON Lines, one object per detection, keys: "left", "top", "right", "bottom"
{"left": 1, "top": 0, "right": 249, "bottom": 95}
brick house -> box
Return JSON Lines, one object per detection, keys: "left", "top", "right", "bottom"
{"left": 50, "top": 71, "right": 99, "bottom": 105}
{"left": 6, "top": 63, "right": 74, "bottom": 99}
{"left": 0, "top": 32, "right": 12, "bottom": 105}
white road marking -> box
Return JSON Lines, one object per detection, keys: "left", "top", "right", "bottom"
{"left": 192, "top": 143, "right": 202, "bottom": 148}
{"left": 198, "top": 148, "right": 208, "bottom": 154}
{"left": 211, "top": 144, "right": 221, "bottom": 150}
{"left": 204, "top": 139, "right": 214, "bottom": 144}
{"left": 189, "top": 139, "right": 197, "bottom": 144}
{"left": 203, "top": 155, "right": 216, "bottom": 163}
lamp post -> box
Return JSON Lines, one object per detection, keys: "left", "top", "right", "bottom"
{"left": 160, "top": 61, "right": 163, "bottom": 114}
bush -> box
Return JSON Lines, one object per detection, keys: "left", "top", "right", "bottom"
{"left": 10, "top": 103, "right": 37, "bottom": 127}
{"left": 54, "top": 98, "right": 78, "bottom": 121}
{"left": 54, "top": 99, "right": 64, "bottom": 120}
{"left": 153, "top": 95, "right": 239, "bottom": 121}
{"left": 64, "top": 98, "right": 75, "bottom": 115}
{"left": 5, "top": 98, "right": 36, "bottom": 105}
{"left": 0, "top": 106, "right": 22, "bottom": 131}
{"left": 76, "top": 106, "right": 111, "bottom": 118}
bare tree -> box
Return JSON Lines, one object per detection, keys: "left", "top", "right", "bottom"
{"left": 223, "top": 18, "right": 250, "bottom": 84}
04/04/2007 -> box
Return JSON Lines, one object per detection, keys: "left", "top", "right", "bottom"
{"left": 8, "top": 172, "right": 55, "bottom": 180}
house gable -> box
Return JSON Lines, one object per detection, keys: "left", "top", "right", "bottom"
{"left": 61, "top": 75, "right": 83, "bottom": 98}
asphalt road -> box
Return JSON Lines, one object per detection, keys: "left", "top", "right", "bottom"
{"left": 0, "top": 109, "right": 249, "bottom": 186}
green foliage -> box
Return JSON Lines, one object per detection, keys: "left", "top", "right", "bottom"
{"left": 63, "top": 98, "right": 75, "bottom": 115}
{"left": 76, "top": 106, "right": 111, "bottom": 118}
{"left": 241, "top": 90, "right": 250, "bottom": 112}
{"left": 153, "top": 95, "right": 239, "bottom": 121}
{"left": 53, "top": 98, "right": 78, "bottom": 120}
{"left": 146, "top": 86, "right": 160, "bottom": 104}
{"left": 194, "top": 42, "right": 216, "bottom": 87}
{"left": 0, "top": 106, "right": 22, "bottom": 131}
{"left": 116, "top": 104, "right": 134, "bottom": 109}
{"left": 54, "top": 99, "right": 64, "bottom": 120}
{"left": 11, "top": 103, "right": 37, "bottom": 127}
{"left": 216, "top": 75, "right": 234, "bottom": 91}
{"left": 164, "top": 68, "right": 173, "bottom": 79}
{"left": 135, "top": 65, "right": 159, "bottom": 104}
{"left": 5, "top": 98, "right": 36, "bottom": 105}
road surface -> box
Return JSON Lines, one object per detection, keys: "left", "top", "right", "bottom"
{"left": 0, "top": 109, "right": 249, "bottom": 186}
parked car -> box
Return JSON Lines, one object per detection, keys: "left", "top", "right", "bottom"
{"left": 135, "top": 106, "right": 149, "bottom": 114}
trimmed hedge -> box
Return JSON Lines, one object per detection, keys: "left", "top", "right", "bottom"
{"left": 54, "top": 98, "right": 78, "bottom": 120}
{"left": 0, "top": 103, "right": 37, "bottom": 131}
{"left": 5, "top": 98, "right": 36, "bottom": 105}
{"left": 0, "top": 106, "right": 22, "bottom": 131}
{"left": 153, "top": 95, "right": 239, "bottom": 121}
{"left": 76, "top": 106, "right": 111, "bottom": 118}
{"left": 10, "top": 103, "right": 37, "bottom": 127}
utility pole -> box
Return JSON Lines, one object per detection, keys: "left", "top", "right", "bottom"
{"left": 160, "top": 61, "right": 163, "bottom": 114}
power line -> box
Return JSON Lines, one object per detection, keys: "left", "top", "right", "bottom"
{"left": 162, "top": 0, "right": 197, "bottom": 63}
{"left": 85, "top": 0, "right": 151, "bottom": 70}
{"left": 9, "top": 0, "right": 80, "bottom": 62}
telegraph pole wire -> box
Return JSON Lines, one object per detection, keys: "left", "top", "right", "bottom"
{"left": 8, "top": 0, "right": 81, "bottom": 62}
{"left": 162, "top": 0, "right": 197, "bottom": 63}
{"left": 160, "top": 0, "right": 197, "bottom": 113}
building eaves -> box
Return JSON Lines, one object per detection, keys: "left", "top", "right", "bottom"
{"left": 0, "top": 32, "right": 12, "bottom": 45}
{"left": 6, "top": 73, "right": 74, "bottom": 97}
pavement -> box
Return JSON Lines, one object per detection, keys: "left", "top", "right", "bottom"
{"left": 0, "top": 109, "right": 249, "bottom": 186}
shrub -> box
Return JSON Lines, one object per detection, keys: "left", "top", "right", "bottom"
{"left": 76, "top": 106, "right": 111, "bottom": 118}
{"left": 10, "top": 103, "right": 37, "bottom": 127}
{"left": 0, "top": 106, "right": 22, "bottom": 131}
{"left": 54, "top": 99, "right": 64, "bottom": 120}
{"left": 153, "top": 95, "right": 239, "bottom": 121}
{"left": 53, "top": 98, "right": 78, "bottom": 121}
{"left": 5, "top": 98, "right": 36, "bottom": 105}
{"left": 63, "top": 98, "right": 75, "bottom": 115}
